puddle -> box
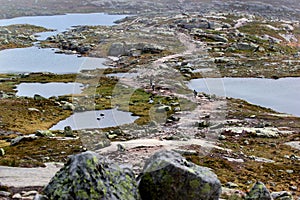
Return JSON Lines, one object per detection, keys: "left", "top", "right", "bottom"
{"left": 50, "top": 109, "right": 139, "bottom": 130}
{"left": 15, "top": 82, "right": 84, "bottom": 98}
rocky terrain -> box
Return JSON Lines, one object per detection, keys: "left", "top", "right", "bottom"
{"left": 0, "top": 1, "right": 299, "bottom": 200}
{"left": 1, "top": 0, "right": 300, "bottom": 20}
{"left": 0, "top": 25, "right": 50, "bottom": 50}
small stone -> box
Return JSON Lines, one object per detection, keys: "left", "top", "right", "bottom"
{"left": 12, "top": 193, "right": 22, "bottom": 199}
{"left": 23, "top": 191, "right": 38, "bottom": 197}
{"left": 0, "top": 148, "right": 5, "bottom": 156}
{"left": 244, "top": 140, "right": 250, "bottom": 145}
{"left": 117, "top": 143, "right": 126, "bottom": 152}
{"left": 218, "top": 135, "right": 226, "bottom": 140}
{"left": 290, "top": 186, "right": 297, "bottom": 191}
{"left": 28, "top": 108, "right": 40, "bottom": 112}
{"left": 35, "top": 130, "right": 55, "bottom": 137}
{"left": 0, "top": 191, "right": 11, "bottom": 197}
{"left": 286, "top": 170, "right": 293, "bottom": 174}
{"left": 225, "top": 182, "right": 239, "bottom": 188}
{"left": 107, "top": 134, "right": 118, "bottom": 139}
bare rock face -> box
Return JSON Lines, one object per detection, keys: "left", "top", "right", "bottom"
{"left": 43, "top": 151, "right": 140, "bottom": 200}
{"left": 137, "top": 150, "right": 222, "bottom": 200}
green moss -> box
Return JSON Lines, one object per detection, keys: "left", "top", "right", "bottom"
{"left": 200, "top": 183, "right": 211, "bottom": 194}
{"left": 189, "top": 179, "right": 200, "bottom": 189}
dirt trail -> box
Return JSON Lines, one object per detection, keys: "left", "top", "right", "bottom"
{"left": 97, "top": 31, "right": 228, "bottom": 173}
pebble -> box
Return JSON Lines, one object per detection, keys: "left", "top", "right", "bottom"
{"left": 225, "top": 182, "right": 239, "bottom": 188}
{"left": 218, "top": 135, "right": 226, "bottom": 140}
{"left": 286, "top": 169, "right": 294, "bottom": 174}
{"left": 0, "top": 148, "right": 4, "bottom": 156}
{"left": 290, "top": 186, "right": 297, "bottom": 191}
{"left": 22, "top": 191, "right": 38, "bottom": 197}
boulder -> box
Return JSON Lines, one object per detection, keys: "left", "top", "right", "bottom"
{"left": 245, "top": 181, "right": 272, "bottom": 200}
{"left": 63, "top": 126, "right": 74, "bottom": 137}
{"left": 62, "top": 102, "right": 75, "bottom": 111}
{"left": 138, "top": 150, "right": 221, "bottom": 200}
{"left": 271, "top": 191, "right": 293, "bottom": 200}
{"left": 43, "top": 151, "right": 140, "bottom": 200}
{"left": 108, "top": 42, "right": 126, "bottom": 56}
{"left": 33, "top": 94, "right": 46, "bottom": 100}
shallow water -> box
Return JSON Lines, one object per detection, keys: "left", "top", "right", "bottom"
{"left": 188, "top": 77, "right": 300, "bottom": 116}
{"left": 0, "top": 13, "right": 127, "bottom": 39}
{"left": 15, "top": 82, "right": 84, "bottom": 98}
{"left": 0, "top": 13, "right": 127, "bottom": 73}
{"left": 50, "top": 109, "right": 139, "bottom": 130}
{"left": 0, "top": 47, "right": 107, "bottom": 74}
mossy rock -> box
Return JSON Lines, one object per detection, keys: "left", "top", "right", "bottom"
{"left": 138, "top": 150, "right": 221, "bottom": 200}
{"left": 245, "top": 181, "right": 272, "bottom": 200}
{"left": 43, "top": 151, "right": 140, "bottom": 200}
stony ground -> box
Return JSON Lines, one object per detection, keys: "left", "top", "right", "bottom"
{"left": 0, "top": 1, "right": 300, "bottom": 199}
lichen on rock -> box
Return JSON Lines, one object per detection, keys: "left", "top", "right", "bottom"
{"left": 43, "top": 151, "right": 140, "bottom": 200}
{"left": 137, "top": 150, "right": 221, "bottom": 200}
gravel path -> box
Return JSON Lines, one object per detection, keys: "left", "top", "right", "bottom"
{"left": 0, "top": 163, "right": 62, "bottom": 187}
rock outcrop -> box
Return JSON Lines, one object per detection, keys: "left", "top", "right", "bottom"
{"left": 43, "top": 151, "right": 140, "bottom": 200}
{"left": 138, "top": 150, "right": 222, "bottom": 200}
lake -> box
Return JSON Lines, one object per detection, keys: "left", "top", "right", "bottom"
{"left": 50, "top": 109, "right": 139, "bottom": 130}
{"left": 0, "top": 47, "right": 107, "bottom": 74}
{"left": 0, "top": 13, "right": 128, "bottom": 40}
{"left": 188, "top": 77, "right": 300, "bottom": 116}
{"left": 15, "top": 82, "right": 84, "bottom": 98}
{"left": 0, "top": 13, "right": 127, "bottom": 73}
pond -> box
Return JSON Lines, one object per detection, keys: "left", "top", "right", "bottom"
{"left": 15, "top": 82, "right": 84, "bottom": 98}
{"left": 50, "top": 109, "right": 139, "bottom": 130}
{"left": 0, "top": 47, "right": 107, "bottom": 74}
{"left": 0, "top": 13, "right": 127, "bottom": 73}
{"left": 0, "top": 13, "right": 128, "bottom": 40}
{"left": 188, "top": 77, "right": 300, "bottom": 116}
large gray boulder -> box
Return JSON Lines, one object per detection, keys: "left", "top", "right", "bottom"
{"left": 245, "top": 181, "right": 272, "bottom": 200}
{"left": 108, "top": 42, "right": 126, "bottom": 56}
{"left": 43, "top": 151, "right": 140, "bottom": 200}
{"left": 138, "top": 150, "right": 221, "bottom": 200}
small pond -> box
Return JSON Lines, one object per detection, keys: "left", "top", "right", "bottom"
{"left": 15, "top": 82, "right": 84, "bottom": 98}
{"left": 0, "top": 47, "right": 107, "bottom": 74}
{"left": 50, "top": 109, "right": 139, "bottom": 130}
{"left": 188, "top": 77, "right": 300, "bottom": 116}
